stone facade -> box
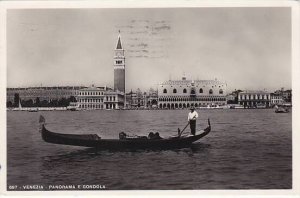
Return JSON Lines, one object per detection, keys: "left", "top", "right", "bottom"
{"left": 77, "top": 86, "right": 124, "bottom": 110}
{"left": 105, "top": 90, "right": 125, "bottom": 109}
{"left": 157, "top": 76, "right": 227, "bottom": 109}
{"left": 238, "top": 90, "right": 271, "bottom": 108}
{"left": 77, "top": 86, "right": 107, "bottom": 110}
{"left": 270, "top": 93, "right": 284, "bottom": 105}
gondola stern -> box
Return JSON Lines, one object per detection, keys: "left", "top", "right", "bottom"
{"left": 204, "top": 118, "right": 211, "bottom": 133}
{"left": 39, "top": 115, "right": 46, "bottom": 133}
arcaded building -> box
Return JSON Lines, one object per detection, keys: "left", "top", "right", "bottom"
{"left": 157, "top": 76, "right": 227, "bottom": 109}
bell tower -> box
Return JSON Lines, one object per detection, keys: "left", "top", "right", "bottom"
{"left": 114, "top": 31, "right": 125, "bottom": 93}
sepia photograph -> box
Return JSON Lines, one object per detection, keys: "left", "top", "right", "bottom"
{"left": 1, "top": 1, "right": 299, "bottom": 195}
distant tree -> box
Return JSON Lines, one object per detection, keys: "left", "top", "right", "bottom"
{"left": 58, "top": 97, "right": 68, "bottom": 107}
{"left": 23, "top": 99, "right": 33, "bottom": 107}
{"left": 6, "top": 101, "right": 13, "bottom": 108}
{"left": 49, "top": 99, "right": 58, "bottom": 107}
{"left": 35, "top": 97, "right": 41, "bottom": 107}
{"left": 69, "top": 96, "right": 77, "bottom": 102}
{"left": 13, "top": 93, "right": 20, "bottom": 107}
{"left": 227, "top": 100, "right": 235, "bottom": 104}
{"left": 40, "top": 100, "right": 49, "bottom": 107}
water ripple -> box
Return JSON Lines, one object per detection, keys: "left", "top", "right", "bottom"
{"left": 7, "top": 109, "right": 292, "bottom": 190}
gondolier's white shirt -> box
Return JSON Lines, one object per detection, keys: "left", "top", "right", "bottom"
{"left": 188, "top": 111, "right": 198, "bottom": 121}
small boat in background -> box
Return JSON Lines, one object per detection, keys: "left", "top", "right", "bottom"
{"left": 28, "top": 108, "right": 38, "bottom": 112}
{"left": 66, "top": 102, "right": 79, "bottom": 111}
{"left": 207, "top": 104, "right": 222, "bottom": 109}
{"left": 275, "top": 105, "right": 289, "bottom": 113}
{"left": 256, "top": 103, "right": 267, "bottom": 109}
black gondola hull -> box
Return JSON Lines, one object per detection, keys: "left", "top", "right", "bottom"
{"left": 39, "top": 116, "right": 211, "bottom": 150}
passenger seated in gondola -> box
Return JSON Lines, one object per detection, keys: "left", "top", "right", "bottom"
{"left": 119, "top": 132, "right": 127, "bottom": 140}
{"left": 148, "top": 132, "right": 155, "bottom": 139}
{"left": 148, "top": 132, "right": 162, "bottom": 140}
{"left": 154, "top": 132, "right": 162, "bottom": 139}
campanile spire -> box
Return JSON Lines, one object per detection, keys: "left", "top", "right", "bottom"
{"left": 114, "top": 31, "right": 125, "bottom": 93}
{"left": 116, "top": 30, "right": 123, "bottom": 50}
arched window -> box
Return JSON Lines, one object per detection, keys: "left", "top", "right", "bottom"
{"left": 199, "top": 88, "right": 203, "bottom": 93}
{"left": 163, "top": 89, "right": 167, "bottom": 94}
{"left": 191, "top": 89, "right": 195, "bottom": 94}
{"left": 183, "top": 89, "right": 187, "bottom": 93}
{"left": 209, "top": 89, "right": 213, "bottom": 94}
{"left": 173, "top": 89, "right": 177, "bottom": 93}
{"left": 219, "top": 89, "right": 223, "bottom": 94}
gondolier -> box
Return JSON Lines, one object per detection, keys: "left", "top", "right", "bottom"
{"left": 188, "top": 106, "right": 198, "bottom": 135}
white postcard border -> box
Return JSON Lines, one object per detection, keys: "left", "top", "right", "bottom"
{"left": 0, "top": 0, "right": 299, "bottom": 197}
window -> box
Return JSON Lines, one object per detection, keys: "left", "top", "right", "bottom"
{"left": 183, "top": 89, "right": 187, "bottom": 93}
{"left": 219, "top": 89, "right": 223, "bottom": 94}
{"left": 209, "top": 89, "right": 213, "bottom": 94}
{"left": 116, "top": 60, "right": 123, "bottom": 64}
{"left": 173, "top": 89, "right": 177, "bottom": 93}
{"left": 199, "top": 88, "right": 203, "bottom": 93}
{"left": 163, "top": 89, "right": 167, "bottom": 94}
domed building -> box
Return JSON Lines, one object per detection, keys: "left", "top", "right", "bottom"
{"left": 157, "top": 76, "right": 227, "bottom": 109}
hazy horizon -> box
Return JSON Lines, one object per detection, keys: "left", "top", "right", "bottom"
{"left": 7, "top": 8, "right": 291, "bottom": 93}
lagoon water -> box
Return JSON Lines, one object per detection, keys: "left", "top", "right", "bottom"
{"left": 7, "top": 109, "right": 292, "bottom": 190}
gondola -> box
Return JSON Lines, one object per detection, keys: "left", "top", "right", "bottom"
{"left": 275, "top": 108, "right": 289, "bottom": 113}
{"left": 39, "top": 115, "right": 211, "bottom": 150}
{"left": 275, "top": 105, "right": 289, "bottom": 113}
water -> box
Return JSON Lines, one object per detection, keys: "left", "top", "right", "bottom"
{"left": 7, "top": 109, "right": 292, "bottom": 190}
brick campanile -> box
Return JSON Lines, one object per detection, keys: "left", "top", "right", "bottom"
{"left": 113, "top": 32, "right": 125, "bottom": 93}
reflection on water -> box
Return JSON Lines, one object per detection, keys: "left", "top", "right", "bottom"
{"left": 7, "top": 109, "right": 292, "bottom": 189}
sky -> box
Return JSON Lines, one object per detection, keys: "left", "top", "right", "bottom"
{"left": 7, "top": 7, "right": 291, "bottom": 92}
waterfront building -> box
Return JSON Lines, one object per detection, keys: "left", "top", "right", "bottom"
{"left": 157, "top": 76, "right": 227, "bottom": 109}
{"left": 238, "top": 90, "right": 271, "bottom": 108}
{"left": 114, "top": 33, "right": 125, "bottom": 93}
{"left": 147, "top": 88, "right": 158, "bottom": 108}
{"left": 7, "top": 86, "right": 85, "bottom": 104}
{"left": 270, "top": 93, "right": 284, "bottom": 106}
{"left": 126, "top": 91, "right": 138, "bottom": 109}
{"left": 136, "top": 89, "right": 148, "bottom": 108}
{"left": 226, "top": 94, "right": 235, "bottom": 104}
{"left": 282, "top": 89, "right": 292, "bottom": 102}
{"left": 77, "top": 86, "right": 107, "bottom": 110}
{"left": 104, "top": 90, "right": 125, "bottom": 109}
{"left": 274, "top": 88, "right": 292, "bottom": 103}
{"left": 125, "top": 89, "right": 147, "bottom": 109}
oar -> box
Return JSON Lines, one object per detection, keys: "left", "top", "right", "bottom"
{"left": 177, "top": 121, "right": 190, "bottom": 137}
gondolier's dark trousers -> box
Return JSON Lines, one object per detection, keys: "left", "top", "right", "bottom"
{"left": 190, "top": 120, "right": 196, "bottom": 135}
